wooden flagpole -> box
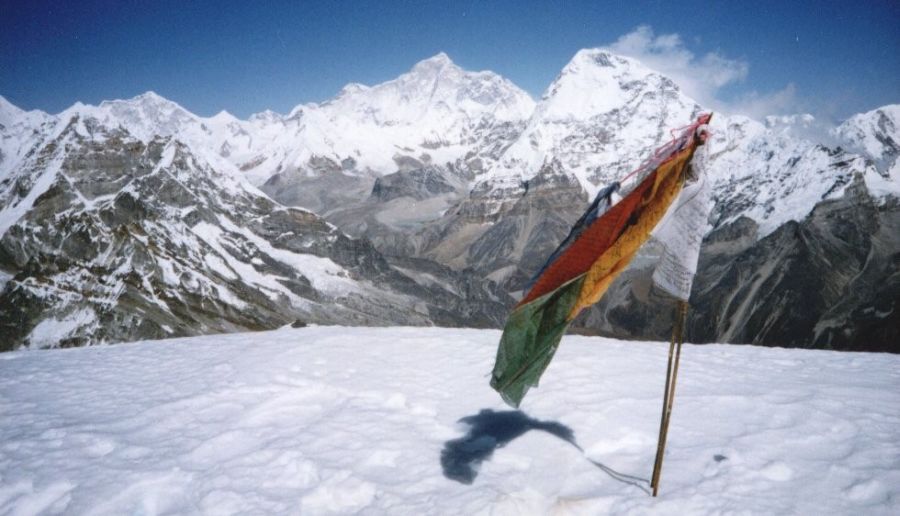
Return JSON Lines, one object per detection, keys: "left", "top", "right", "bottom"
{"left": 651, "top": 300, "right": 689, "bottom": 496}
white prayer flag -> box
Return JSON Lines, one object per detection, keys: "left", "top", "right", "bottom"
{"left": 651, "top": 168, "right": 712, "bottom": 301}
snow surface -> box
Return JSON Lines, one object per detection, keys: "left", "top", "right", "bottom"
{"left": 1, "top": 327, "right": 898, "bottom": 515}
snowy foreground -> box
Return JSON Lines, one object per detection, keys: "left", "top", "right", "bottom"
{"left": 1, "top": 327, "right": 898, "bottom": 515}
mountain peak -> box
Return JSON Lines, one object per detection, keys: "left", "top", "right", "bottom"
{"left": 558, "top": 48, "right": 647, "bottom": 82}
{"left": 0, "top": 95, "right": 24, "bottom": 123}
{"left": 210, "top": 109, "right": 238, "bottom": 122}
{"left": 836, "top": 103, "right": 900, "bottom": 175}
{"left": 534, "top": 47, "right": 689, "bottom": 120}
{"left": 418, "top": 52, "right": 453, "bottom": 66}
{"left": 409, "top": 52, "right": 458, "bottom": 75}
{"left": 338, "top": 83, "right": 370, "bottom": 96}
{"left": 318, "top": 50, "right": 532, "bottom": 118}
{"left": 0, "top": 95, "right": 51, "bottom": 126}
{"left": 118, "top": 91, "right": 180, "bottom": 107}
{"left": 0, "top": 94, "right": 20, "bottom": 111}
{"left": 97, "top": 91, "right": 185, "bottom": 113}
{"left": 571, "top": 48, "right": 621, "bottom": 68}
{"left": 133, "top": 91, "right": 165, "bottom": 102}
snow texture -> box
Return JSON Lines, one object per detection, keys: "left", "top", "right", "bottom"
{"left": 1, "top": 327, "right": 897, "bottom": 515}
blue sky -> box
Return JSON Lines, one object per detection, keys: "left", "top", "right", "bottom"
{"left": 2, "top": 0, "right": 897, "bottom": 121}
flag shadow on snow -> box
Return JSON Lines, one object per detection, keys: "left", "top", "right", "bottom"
{"left": 440, "top": 409, "right": 649, "bottom": 493}
{"left": 440, "top": 409, "right": 575, "bottom": 484}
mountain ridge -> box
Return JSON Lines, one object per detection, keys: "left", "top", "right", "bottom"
{"left": 1, "top": 50, "right": 897, "bottom": 351}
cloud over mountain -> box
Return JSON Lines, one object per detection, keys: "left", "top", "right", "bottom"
{"left": 605, "top": 25, "right": 799, "bottom": 120}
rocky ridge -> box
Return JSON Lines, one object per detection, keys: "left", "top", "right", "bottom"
{"left": 0, "top": 111, "right": 511, "bottom": 350}
{"left": 1, "top": 50, "right": 897, "bottom": 351}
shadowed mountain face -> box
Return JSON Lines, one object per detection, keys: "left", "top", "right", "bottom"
{"left": 690, "top": 178, "right": 900, "bottom": 351}
{"left": 571, "top": 176, "right": 899, "bottom": 351}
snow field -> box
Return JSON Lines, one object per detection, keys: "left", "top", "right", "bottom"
{"left": 0, "top": 327, "right": 898, "bottom": 515}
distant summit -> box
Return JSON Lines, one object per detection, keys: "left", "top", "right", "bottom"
{"left": 1, "top": 50, "right": 897, "bottom": 351}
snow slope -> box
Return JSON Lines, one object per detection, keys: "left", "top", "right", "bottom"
{"left": 0, "top": 96, "right": 54, "bottom": 181}
{"left": 1, "top": 327, "right": 897, "bottom": 515}
{"left": 835, "top": 104, "right": 900, "bottom": 196}
{"left": 703, "top": 114, "right": 878, "bottom": 236}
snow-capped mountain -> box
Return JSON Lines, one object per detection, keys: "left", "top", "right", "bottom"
{"left": 416, "top": 50, "right": 705, "bottom": 283}
{"left": 704, "top": 114, "right": 878, "bottom": 236}
{"left": 455, "top": 50, "right": 889, "bottom": 247}
{"left": 256, "top": 53, "right": 536, "bottom": 216}
{"left": 5, "top": 50, "right": 538, "bottom": 191}
{"left": 81, "top": 91, "right": 201, "bottom": 142}
{"left": 483, "top": 50, "right": 701, "bottom": 202}
{"left": 0, "top": 108, "right": 510, "bottom": 350}
{"left": 1, "top": 49, "right": 897, "bottom": 351}
{"left": 411, "top": 50, "right": 888, "bottom": 288}
{"left": 288, "top": 52, "right": 535, "bottom": 171}
{"left": 403, "top": 50, "right": 896, "bottom": 350}
{"left": 0, "top": 96, "right": 54, "bottom": 179}
{"left": 835, "top": 104, "right": 899, "bottom": 188}
{"left": 54, "top": 55, "right": 536, "bottom": 190}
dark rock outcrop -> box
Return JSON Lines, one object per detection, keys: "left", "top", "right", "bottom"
{"left": 570, "top": 177, "right": 899, "bottom": 352}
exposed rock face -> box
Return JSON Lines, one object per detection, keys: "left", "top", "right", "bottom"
{"left": 570, "top": 178, "right": 899, "bottom": 352}
{"left": 0, "top": 116, "right": 510, "bottom": 350}
{"left": 371, "top": 166, "right": 458, "bottom": 203}
{"left": 1, "top": 51, "right": 897, "bottom": 352}
{"left": 422, "top": 160, "right": 589, "bottom": 291}
{"left": 690, "top": 177, "right": 899, "bottom": 351}
{"left": 261, "top": 165, "right": 375, "bottom": 216}
{"left": 383, "top": 254, "right": 512, "bottom": 327}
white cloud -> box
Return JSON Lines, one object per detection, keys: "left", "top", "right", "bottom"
{"left": 727, "top": 84, "right": 799, "bottom": 120}
{"left": 605, "top": 26, "right": 798, "bottom": 120}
